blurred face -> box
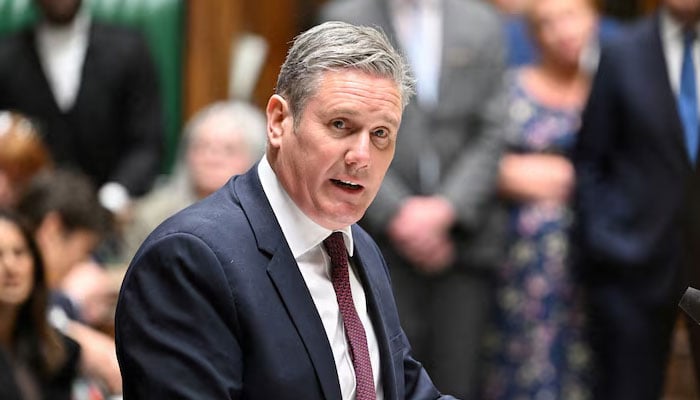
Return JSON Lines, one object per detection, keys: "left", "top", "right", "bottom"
{"left": 0, "top": 219, "right": 35, "bottom": 307}
{"left": 187, "top": 118, "right": 255, "bottom": 198}
{"left": 665, "top": 0, "right": 700, "bottom": 25}
{"left": 35, "top": 0, "right": 82, "bottom": 25}
{"left": 267, "top": 70, "right": 402, "bottom": 230}
{"left": 530, "top": 0, "right": 596, "bottom": 69}
{"left": 39, "top": 226, "right": 98, "bottom": 288}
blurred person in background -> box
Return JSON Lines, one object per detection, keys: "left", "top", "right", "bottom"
{"left": 489, "top": 0, "right": 622, "bottom": 68}
{"left": 483, "top": 0, "right": 599, "bottom": 398}
{"left": 0, "top": 0, "right": 165, "bottom": 216}
{"left": 0, "top": 209, "right": 81, "bottom": 400}
{"left": 16, "top": 169, "right": 122, "bottom": 396}
{"left": 318, "top": 0, "right": 510, "bottom": 397}
{"left": 573, "top": 0, "right": 700, "bottom": 398}
{"left": 0, "top": 111, "right": 52, "bottom": 209}
{"left": 490, "top": 0, "right": 540, "bottom": 66}
{"left": 120, "top": 100, "right": 266, "bottom": 263}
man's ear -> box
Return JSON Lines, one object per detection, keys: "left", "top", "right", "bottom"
{"left": 266, "top": 94, "right": 292, "bottom": 149}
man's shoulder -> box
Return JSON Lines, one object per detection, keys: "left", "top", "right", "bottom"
{"left": 602, "top": 14, "right": 656, "bottom": 56}
{"left": 446, "top": 0, "right": 502, "bottom": 38}
{"left": 153, "top": 183, "right": 245, "bottom": 239}
{"left": 0, "top": 29, "right": 31, "bottom": 57}
{"left": 89, "top": 21, "right": 151, "bottom": 56}
{"left": 449, "top": 0, "right": 499, "bottom": 22}
{"left": 90, "top": 21, "right": 143, "bottom": 40}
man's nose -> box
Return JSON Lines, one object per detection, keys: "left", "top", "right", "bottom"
{"left": 345, "top": 132, "right": 371, "bottom": 168}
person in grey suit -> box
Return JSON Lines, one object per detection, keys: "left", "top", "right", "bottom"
{"left": 116, "top": 21, "right": 458, "bottom": 399}
{"left": 318, "top": 0, "right": 509, "bottom": 397}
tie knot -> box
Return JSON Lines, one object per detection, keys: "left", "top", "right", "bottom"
{"left": 323, "top": 232, "right": 348, "bottom": 268}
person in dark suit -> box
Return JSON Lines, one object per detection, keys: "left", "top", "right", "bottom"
{"left": 0, "top": 0, "right": 164, "bottom": 214}
{"left": 318, "top": 0, "right": 509, "bottom": 396}
{"left": 573, "top": 0, "right": 700, "bottom": 398}
{"left": 115, "top": 21, "right": 457, "bottom": 399}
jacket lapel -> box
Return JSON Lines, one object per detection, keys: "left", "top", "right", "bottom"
{"left": 70, "top": 22, "right": 95, "bottom": 115}
{"left": 234, "top": 166, "right": 342, "bottom": 400}
{"left": 645, "top": 14, "right": 696, "bottom": 170}
{"left": 21, "top": 31, "right": 63, "bottom": 114}
{"left": 351, "top": 226, "right": 398, "bottom": 400}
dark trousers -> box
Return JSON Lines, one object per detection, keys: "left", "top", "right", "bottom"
{"left": 586, "top": 284, "right": 678, "bottom": 400}
{"left": 390, "top": 263, "right": 494, "bottom": 399}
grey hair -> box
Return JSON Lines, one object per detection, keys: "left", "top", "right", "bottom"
{"left": 182, "top": 101, "right": 267, "bottom": 158}
{"left": 276, "top": 21, "right": 415, "bottom": 122}
{"left": 164, "top": 101, "right": 266, "bottom": 195}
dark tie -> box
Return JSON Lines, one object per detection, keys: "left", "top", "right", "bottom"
{"left": 323, "top": 232, "right": 377, "bottom": 400}
{"left": 679, "top": 28, "right": 699, "bottom": 164}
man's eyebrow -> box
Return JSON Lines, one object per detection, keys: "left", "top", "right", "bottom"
{"left": 325, "top": 108, "right": 399, "bottom": 127}
{"left": 325, "top": 107, "right": 360, "bottom": 117}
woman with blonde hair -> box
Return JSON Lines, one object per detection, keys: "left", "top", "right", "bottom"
{"left": 484, "top": 0, "right": 600, "bottom": 398}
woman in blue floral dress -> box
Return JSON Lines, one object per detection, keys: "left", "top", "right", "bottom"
{"left": 483, "top": 0, "right": 601, "bottom": 398}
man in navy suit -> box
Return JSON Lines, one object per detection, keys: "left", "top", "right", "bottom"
{"left": 573, "top": 0, "right": 700, "bottom": 398}
{"left": 115, "top": 21, "right": 457, "bottom": 399}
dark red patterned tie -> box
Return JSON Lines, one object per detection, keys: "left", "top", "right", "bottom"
{"left": 323, "top": 232, "right": 377, "bottom": 400}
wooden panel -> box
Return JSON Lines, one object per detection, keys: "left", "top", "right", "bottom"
{"left": 642, "top": 0, "right": 661, "bottom": 13}
{"left": 184, "top": 0, "right": 243, "bottom": 120}
{"left": 664, "top": 317, "right": 699, "bottom": 399}
{"left": 184, "top": 0, "right": 331, "bottom": 117}
{"left": 243, "top": 0, "right": 298, "bottom": 109}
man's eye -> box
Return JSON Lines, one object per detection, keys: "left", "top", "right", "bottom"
{"left": 372, "top": 128, "right": 388, "bottom": 138}
{"left": 332, "top": 120, "right": 346, "bottom": 129}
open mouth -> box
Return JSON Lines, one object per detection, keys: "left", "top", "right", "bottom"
{"left": 331, "top": 179, "right": 363, "bottom": 191}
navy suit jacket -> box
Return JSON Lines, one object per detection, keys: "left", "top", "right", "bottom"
{"left": 0, "top": 22, "right": 164, "bottom": 195}
{"left": 115, "top": 166, "right": 453, "bottom": 399}
{"left": 573, "top": 12, "right": 700, "bottom": 303}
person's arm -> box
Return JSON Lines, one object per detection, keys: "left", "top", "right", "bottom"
{"left": 115, "top": 233, "right": 242, "bottom": 399}
{"left": 572, "top": 46, "right": 641, "bottom": 266}
{"left": 499, "top": 153, "right": 575, "bottom": 204}
{"left": 49, "top": 297, "right": 122, "bottom": 395}
{"left": 64, "top": 320, "right": 122, "bottom": 394}
{"left": 392, "top": 6, "right": 510, "bottom": 272}
{"left": 387, "top": 196, "right": 456, "bottom": 273}
{"left": 439, "top": 40, "right": 509, "bottom": 232}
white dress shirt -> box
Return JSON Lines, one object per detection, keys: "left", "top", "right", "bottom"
{"left": 661, "top": 8, "right": 700, "bottom": 113}
{"left": 35, "top": 10, "right": 90, "bottom": 112}
{"left": 390, "top": 0, "right": 443, "bottom": 107}
{"left": 36, "top": 11, "right": 131, "bottom": 212}
{"left": 258, "top": 157, "right": 384, "bottom": 400}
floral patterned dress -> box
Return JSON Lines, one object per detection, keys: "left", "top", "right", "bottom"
{"left": 483, "top": 70, "right": 591, "bottom": 400}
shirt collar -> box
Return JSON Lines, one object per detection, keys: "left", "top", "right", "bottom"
{"left": 661, "top": 7, "right": 700, "bottom": 43}
{"left": 257, "top": 156, "right": 353, "bottom": 259}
